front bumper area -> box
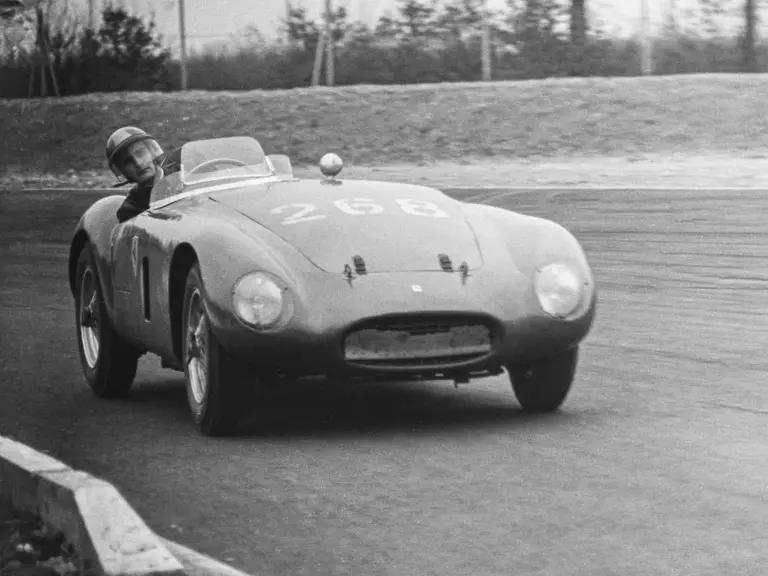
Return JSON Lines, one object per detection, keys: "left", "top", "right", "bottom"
{"left": 209, "top": 312, "right": 595, "bottom": 383}
{"left": 206, "top": 269, "right": 596, "bottom": 382}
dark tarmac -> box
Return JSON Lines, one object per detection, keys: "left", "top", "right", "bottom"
{"left": 1, "top": 186, "right": 766, "bottom": 576}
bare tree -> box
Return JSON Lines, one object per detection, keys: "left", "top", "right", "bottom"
{"left": 399, "top": 0, "right": 437, "bottom": 39}
{"left": 695, "top": 0, "right": 727, "bottom": 37}
{"left": 0, "top": 0, "right": 31, "bottom": 60}
{"left": 743, "top": 0, "right": 757, "bottom": 71}
{"left": 0, "top": 0, "right": 24, "bottom": 18}
{"left": 570, "top": 0, "right": 585, "bottom": 45}
{"left": 570, "top": 0, "right": 586, "bottom": 75}
{"left": 2, "top": 0, "right": 86, "bottom": 95}
{"left": 30, "top": 0, "right": 84, "bottom": 96}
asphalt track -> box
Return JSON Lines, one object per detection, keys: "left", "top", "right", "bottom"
{"left": 1, "top": 186, "right": 767, "bottom": 576}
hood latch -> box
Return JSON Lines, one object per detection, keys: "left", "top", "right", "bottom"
{"left": 438, "top": 253, "right": 453, "bottom": 272}
{"left": 353, "top": 255, "right": 367, "bottom": 275}
{"left": 344, "top": 255, "right": 368, "bottom": 285}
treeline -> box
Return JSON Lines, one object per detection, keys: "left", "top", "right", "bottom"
{"left": 0, "top": 0, "right": 765, "bottom": 98}
{"left": 0, "top": 5, "right": 172, "bottom": 98}
{"left": 175, "top": 36, "right": 768, "bottom": 92}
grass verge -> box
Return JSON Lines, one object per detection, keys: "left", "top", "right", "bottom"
{"left": 2, "top": 74, "right": 768, "bottom": 189}
{"left": 0, "top": 497, "right": 80, "bottom": 576}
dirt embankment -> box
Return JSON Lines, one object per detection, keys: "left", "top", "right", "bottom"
{"left": 2, "top": 73, "right": 768, "bottom": 189}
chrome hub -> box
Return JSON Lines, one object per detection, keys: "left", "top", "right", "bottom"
{"left": 79, "top": 268, "right": 100, "bottom": 369}
{"left": 186, "top": 289, "right": 208, "bottom": 405}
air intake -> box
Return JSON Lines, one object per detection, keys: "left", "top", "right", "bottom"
{"left": 352, "top": 255, "right": 367, "bottom": 275}
{"left": 344, "top": 314, "right": 494, "bottom": 368}
{"left": 438, "top": 253, "right": 453, "bottom": 272}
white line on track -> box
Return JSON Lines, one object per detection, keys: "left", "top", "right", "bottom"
{"left": 443, "top": 186, "right": 768, "bottom": 191}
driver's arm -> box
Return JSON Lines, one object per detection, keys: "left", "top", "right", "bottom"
{"left": 117, "top": 197, "right": 144, "bottom": 223}
{"left": 116, "top": 185, "right": 151, "bottom": 223}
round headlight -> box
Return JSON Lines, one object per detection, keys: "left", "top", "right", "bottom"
{"left": 535, "top": 263, "right": 585, "bottom": 319}
{"left": 232, "top": 273, "right": 285, "bottom": 328}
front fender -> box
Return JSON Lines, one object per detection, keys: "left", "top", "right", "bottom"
{"left": 173, "top": 207, "right": 319, "bottom": 339}
{"left": 460, "top": 201, "right": 597, "bottom": 323}
{"left": 69, "top": 195, "right": 123, "bottom": 314}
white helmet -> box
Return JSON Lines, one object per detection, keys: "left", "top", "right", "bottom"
{"left": 105, "top": 126, "right": 164, "bottom": 181}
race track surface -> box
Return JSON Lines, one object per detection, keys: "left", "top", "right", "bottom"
{"left": 1, "top": 186, "right": 767, "bottom": 575}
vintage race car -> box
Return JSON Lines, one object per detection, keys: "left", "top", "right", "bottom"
{"left": 69, "top": 136, "right": 597, "bottom": 436}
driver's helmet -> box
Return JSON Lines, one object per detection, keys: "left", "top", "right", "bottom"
{"left": 105, "top": 126, "right": 164, "bottom": 181}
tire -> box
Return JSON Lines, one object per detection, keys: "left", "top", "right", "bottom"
{"left": 181, "top": 263, "right": 253, "bottom": 436}
{"left": 507, "top": 347, "right": 579, "bottom": 413}
{"left": 75, "top": 242, "right": 140, "bottom": 398}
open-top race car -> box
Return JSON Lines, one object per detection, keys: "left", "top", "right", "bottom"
{"left": 69, "top": 136, "right": 597, "bottom": 436}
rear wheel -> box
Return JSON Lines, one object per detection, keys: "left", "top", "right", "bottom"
{"left": 75, "top": 243, "right": 140, "bottom": 397}
{"left": 507, "top": 347, "right": 579, "bottom": 413}
{"left": 182, "top": 263, "right": 253, "bottom": 436}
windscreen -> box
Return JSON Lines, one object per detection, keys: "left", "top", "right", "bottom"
{"left": 180, "top": 136, "right": 273, "bottom": 185}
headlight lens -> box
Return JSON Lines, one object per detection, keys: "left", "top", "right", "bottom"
{"left": 232, "top": 273, "right": 285, "bottom": 328}
{"left": 535, "top": 263, "right": 585, "bottom": 319}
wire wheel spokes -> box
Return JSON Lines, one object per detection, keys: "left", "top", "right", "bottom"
{"left": 186, "top": 289, "right": 209, "bottom": 405}
{"left": 79, "top": 268, "right": 100, "bottom": 368}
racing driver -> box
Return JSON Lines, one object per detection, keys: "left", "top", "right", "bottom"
{"left": 105, "top": 126, "right": 165, "bottom": 223}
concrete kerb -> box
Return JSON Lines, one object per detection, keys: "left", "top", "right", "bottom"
{"left": 0, "top": 435, "right": 255, "bottom": 576}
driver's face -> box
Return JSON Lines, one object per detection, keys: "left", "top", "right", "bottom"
{"left": 118, "top": 141, "right": 158, "bottom": 184}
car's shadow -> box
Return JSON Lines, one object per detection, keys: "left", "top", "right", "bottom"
{"left": 126, "top": 374, "right": 579, "bottom": 439}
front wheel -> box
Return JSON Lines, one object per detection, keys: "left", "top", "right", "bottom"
{"left": 74, "top": 243, "right": 140, "bottom": 397}
{"left": 182, "top": 263, "right": 254, "bottom": 436}
{"left": 507, "top": 347, "right": 579, "bottom": 413}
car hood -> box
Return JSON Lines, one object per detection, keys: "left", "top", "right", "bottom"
{"left": 209, "top": 179, "right": 484, "bottom": 274}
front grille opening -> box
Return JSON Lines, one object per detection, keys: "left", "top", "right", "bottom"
{"left": 344, "top": 315, "right": 494, "bottom": 368}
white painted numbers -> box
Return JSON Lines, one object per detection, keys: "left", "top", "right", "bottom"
{"left": 270, "top": 203, "right": 325, "bottom": 225}
{"left": 271, "top": 198, "right": 449, "bottom": 225}
{"left": 395, "top": 198, "right": 448, "bottom": 218}
{"left": 334, "top": 198, "right": 385, "bottom": 215}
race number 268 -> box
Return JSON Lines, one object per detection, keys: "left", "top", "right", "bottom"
{"left": 271, "top": 198, "right": 449, "bottom": 225}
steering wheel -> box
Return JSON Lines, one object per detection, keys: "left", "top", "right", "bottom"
{"left": 186, "top": 158, "right": 247, "bottom": 175}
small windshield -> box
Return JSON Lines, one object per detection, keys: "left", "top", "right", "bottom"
{"left": 180, "top": 136, "right": 273, "bottom": 185}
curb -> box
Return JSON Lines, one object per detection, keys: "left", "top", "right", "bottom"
{"left": 160, "top": 539, "right": 257, "bottom": 576}
{"left": 0, "top": 435, "right": 254, "bottom": 576}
